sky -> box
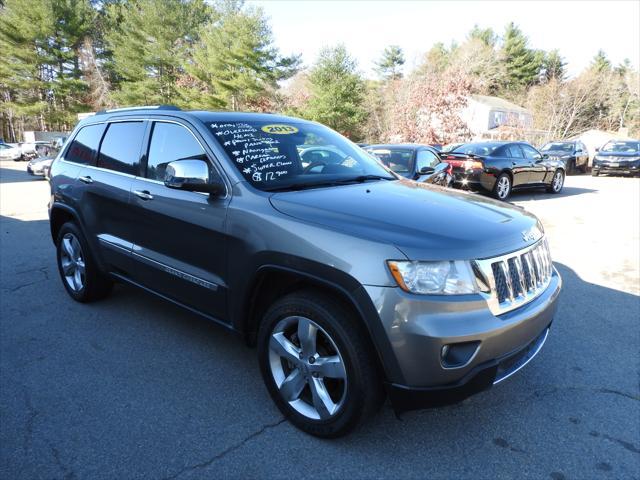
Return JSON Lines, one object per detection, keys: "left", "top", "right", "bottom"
{"left": 248, "top": 0, "right": 640, "bottom": 78}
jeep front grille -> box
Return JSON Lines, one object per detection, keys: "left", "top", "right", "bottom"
{"left": 475, "top": 238, "right": 553, "bottom": 315}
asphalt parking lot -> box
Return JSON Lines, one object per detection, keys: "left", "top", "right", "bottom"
{"left": 1, "top": 159, "right": 639, "bottom": 479}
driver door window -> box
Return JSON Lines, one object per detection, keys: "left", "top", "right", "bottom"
{"left": 146, "top": 122, "right": 206, "bottom": 181}
{"left": 521, "top": 144, "right": 546, "bottom": 183}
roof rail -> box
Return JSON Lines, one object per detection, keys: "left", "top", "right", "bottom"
{"left": 95, "top": 105, "right": 182, "bottom": 115}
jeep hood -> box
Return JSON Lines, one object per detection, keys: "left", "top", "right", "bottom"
{"left": 269, "top": 180, "right": 542, "bottom": 261}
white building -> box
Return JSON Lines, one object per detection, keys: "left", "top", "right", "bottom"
{"left": 461, "top": 95, "right": 533, "bottom": 138}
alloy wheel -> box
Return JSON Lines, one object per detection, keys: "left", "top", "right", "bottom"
{"left": 268, "top": 316, "right": 347, "bottom": 420}
{"left": 553, "top": 171, "right": 564, "bottom": 192}
{"left": 497, "top": 176, "right": 510, "bottom": 199}
{"left": 59, "top": 232, "right": 86, "bottom": 292}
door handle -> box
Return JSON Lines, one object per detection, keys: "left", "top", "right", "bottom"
{"left": 133, "top": 190, "right": 154, "bottom": 201}
{"left": 79, "top": 175, "right": 93, "bottom": 184}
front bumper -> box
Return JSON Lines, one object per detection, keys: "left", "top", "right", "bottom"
{"left": 27, "top": 165, "right": 46, "bottom": 176}
{"left": 593, "top": 159, "right": 640, "bottom": 175}
{"left": 364, "top": 267, "right": 561, "bottom": 411}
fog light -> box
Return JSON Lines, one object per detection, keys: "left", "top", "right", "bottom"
{"left": 441, "top": 341, "right": 480, "bottom": 368}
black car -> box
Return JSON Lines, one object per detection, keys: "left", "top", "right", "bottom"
{"left": 592, "top": 140, "right": 640, "bottom": 176}
{"left": 540, "top": 140, "right": 589, "bottom": 175}
{"left": 365, "top": 144, "right": 452, "bottom": 187}
{"left": 441, "top": 141, "right": 566, "bottom": 200}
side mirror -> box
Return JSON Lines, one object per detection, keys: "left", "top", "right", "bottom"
{"left": 595, "top": 148, "right": 600, "bottom": 152}
{"left": 164, "top": 159, "right": 224, "bottom": 195}
{"left": 419, "top": 166, "right": 435, "bottom": 175}
{"left": 542, "top": 153, "right": 549, "bottom": 159}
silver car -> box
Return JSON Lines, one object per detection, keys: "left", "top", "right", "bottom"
{"left": 49, "top": 107, "right": 561, "bottom": 437}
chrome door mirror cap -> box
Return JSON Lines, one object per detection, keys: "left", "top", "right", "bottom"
{"left": 164, "top": 159, "right": 224, "bottom": 195}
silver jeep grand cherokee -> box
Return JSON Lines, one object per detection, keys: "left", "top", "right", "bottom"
{"left": 49, "top": 107, "right": 561, "bottom": 437}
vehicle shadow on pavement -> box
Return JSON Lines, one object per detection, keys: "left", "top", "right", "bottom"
{"left": 509, "top": 185, "right": 597, "bottom": 200}
{"left": 0, "top": 166, "right": 44, "bottom": 184}
{"left": 1, "top": 214, "right": 639, "bottom": 479}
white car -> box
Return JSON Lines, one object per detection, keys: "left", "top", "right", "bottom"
{"left": 27, "top": 156, "right": 54, "bottom": 177}
{"left": 0, "top": 143, "right": 22, "bottom": 161}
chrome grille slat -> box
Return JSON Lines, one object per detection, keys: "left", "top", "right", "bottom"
{"left": 474, "top": 238, "right": 554, "bottom": 316}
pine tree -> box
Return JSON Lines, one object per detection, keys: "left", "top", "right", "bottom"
{"left": 186, "top": 2, "right": 300, "bottom": 111}
{"left": 501, "top": 22, "right": 543, "bottom": 91}
{"left": 0, "top": 0, "right": 94, "bottom": 138}
{"left": 375, "top": 45, "right": 405, "bottom": 80}
{"left": 591, "top": 50, "right": 611, "bottom": 72}
{"left": 104, "top": 0, "right": 210, "bottom": 106}
{"left": 542, "top": 49, "right": 566, "bottom": 82}
{"left": 302, "top": 45, "right": 367, "bottom": 139}
{"left": 468, "top": 25, "right": 498, "bottom": 47}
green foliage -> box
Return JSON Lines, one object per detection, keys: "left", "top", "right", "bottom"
{"left": 591, "top": 50, "right": 611, "bottom": 73}
{"left": 104, "top": 0, "right": 210, "bottom": 106}
{"left": 501, "top": 22, "right": 544, "bottom": 92}
{"left": 375, "top": 45, "right": 405, "bottom": 80}
{"left": 468, "top": 25, "right": 498, "bottom": 47}
{"left": 542, "top": 49, "right": 566, "bottom": 81}
{"left": 0, "top": 0, "right": 95, "bottom": 137}
{"left": 301, "top": 45, "right": 367, "bottom": 139}
{"left": 186, "top": 2, "right": 300, "bottom": 110}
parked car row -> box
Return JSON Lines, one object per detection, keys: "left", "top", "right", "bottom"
{"left": 0, "top": 137, "right": 66, "bottom": 162}
{"left": 365, "top": 141, "right": 564, "bottom": 200}
{"left": 364, "top": 137, "right": 639, "bottom": 201}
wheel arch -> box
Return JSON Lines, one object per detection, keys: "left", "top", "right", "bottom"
{"left": 241, "top": 263, "right": 403, "bottom": 384}
{"left": 49, "top": 203, "right": 80, "bottom": 244}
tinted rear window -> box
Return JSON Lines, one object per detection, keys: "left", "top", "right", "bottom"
{"left": 97, "top": 122, "right": 145, "bottom": 175}
{"left": 367, "top": 148, "right": 414, "bottom": 174}
{"left": 452, "top": 143, "right": 501, "bottom": 156}
{"left": 64, "top": 124, "right": 106, "bottom": 164}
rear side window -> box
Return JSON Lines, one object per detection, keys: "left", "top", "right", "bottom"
{"left": 146, "top": 122, "right": 206, "bottom": 181}
{"left": 507, "top": 145, "right": 524, "bottom": 158}
{"left": 64, "top": 124, "right": 106, "bottom": 164}
{"left": 97, "top": 122, "right": 145, "bottom": 175}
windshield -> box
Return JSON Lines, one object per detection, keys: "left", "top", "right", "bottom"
{"left": 601, "top": 141, "right": 639, "bottom": 153}
{"left": 207, "top": 121, "right": 394, "bottom": 191}
{"left": 452, "top": 143, "right": 501, "bottom": 156}
{"left": 365, "top": 148, "right": 414, "bottom": 177}
{"left": 541, "top": 142, "right": 574, "bottom": 152}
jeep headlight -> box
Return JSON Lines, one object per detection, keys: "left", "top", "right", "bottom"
{"left": 387, "top": 260, "right": 478, "bottom": 295}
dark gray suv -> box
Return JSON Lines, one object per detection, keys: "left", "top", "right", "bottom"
{"left": 49, "top": 107, "right": 561, "bottom": 437}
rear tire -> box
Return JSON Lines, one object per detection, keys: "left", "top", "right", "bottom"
{"left": 492, "top": 173, "right": 512, "bottom": 200}
{"left": 257, "top": 290, "right": 383, "bottom": 438}
{"left": 56, "top": 222, "right": 113, "bottom": 302}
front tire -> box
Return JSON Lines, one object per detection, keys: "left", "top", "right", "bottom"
{"left": 492, "top": 173, "right": 512, "bottom": 200}
{"left": 591, "top": 169, "right": 600, "bottom": 177}
{"left": 257, "top": 290, "right": 383, "bottom": 438}
{"left": 547, "top": 169, "right": 565, "bottom": 194}
{"left": 56, "top": 222, "right": 113, "bottom": 302}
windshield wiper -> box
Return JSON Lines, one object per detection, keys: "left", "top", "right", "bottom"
{"left": 264, "top": 175, "right": 394, "bottom": 192}
{"left": 332, "top": 174, "right": 395, "bottom": 184}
